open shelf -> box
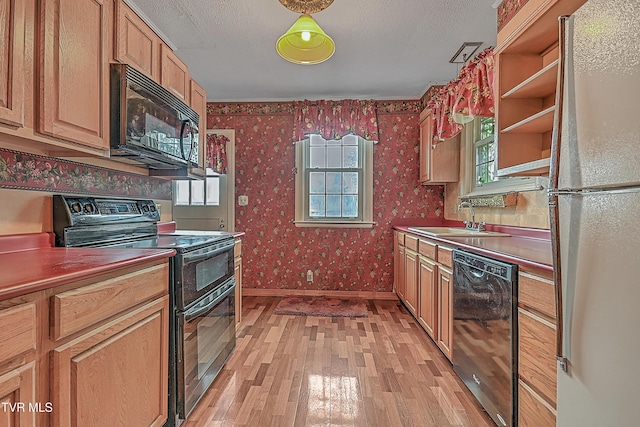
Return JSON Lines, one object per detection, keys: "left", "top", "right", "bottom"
{"left": 502, "top": 60, "right": 559, "bottom": 99}
{"left": 501, "top": 106, "right": 555, "bottom": 134}
{"left": 498, "top": 157, "right": 551, "bottom": 177}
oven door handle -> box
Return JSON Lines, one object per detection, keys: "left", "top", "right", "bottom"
{"left": 182, "top": 240, "right": 235, "bottom": 264}
{"left": 184, "top": 282, "right": 236, "bottom": 322}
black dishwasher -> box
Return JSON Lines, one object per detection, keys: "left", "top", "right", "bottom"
{"left": 452, "top": 249, "right": 517, "bottom": 427}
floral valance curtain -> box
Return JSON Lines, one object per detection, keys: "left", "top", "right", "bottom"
{"left": 292, "top": 99, "right": 379, "bottom": 142}
{"left": 206, "top": 133, "right": 228, "bottom": 174}
{"left": 427, "top": 47, "right": 495, "bottom": 143}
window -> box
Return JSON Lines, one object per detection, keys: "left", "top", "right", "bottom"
{"left": 461, "top": 117, "right": 544, "bottom": 197}
{"left": 474, "top": 117, "right": 497, "bottom": 188}
{"left": 173, "top": 170, "right": 221, "bottom": 206}
{"left": 295, "top": 134, "right": 374, "bottom": 228}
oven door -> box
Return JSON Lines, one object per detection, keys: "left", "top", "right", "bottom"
{"left": 175, "top": 239, "right": 235, "bottom": 309}
{"left": 176, "top": 277, "right": 236, "bottom": 419}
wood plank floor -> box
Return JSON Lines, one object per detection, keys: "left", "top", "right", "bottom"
{"left": 182, "top": 296, "right": 494, "bottom": 427}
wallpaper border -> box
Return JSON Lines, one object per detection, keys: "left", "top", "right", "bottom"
{"left": 0, "top": 148, "right": 172, "bottom": 199}
{"left": 497, "top": 0, "right": 531, "bottom": 31}
{"left": 207, "top": 99, "right": 425, "bottom": 116}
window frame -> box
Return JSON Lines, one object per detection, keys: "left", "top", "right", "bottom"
{"left": 294, "top": 134, "right": 375, "bottom": 228}
{"left": 460, "top": 117, "right": 544, "bottom": 198}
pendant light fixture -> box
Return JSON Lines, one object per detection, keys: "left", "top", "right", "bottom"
{"left": 276, "top": 0, "right": 335, "bottom": 65}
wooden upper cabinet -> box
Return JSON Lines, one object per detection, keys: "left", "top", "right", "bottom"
{"left": 495, "top": 0, "right": 587, "bottom": 177}
{"left": 39, "top": 0, "right": 111, "bottom": 151}
{"left": 114, "top": 0, "right": 161, "bottom": 81}
{"left": 161, "top": 44, "right": 189, "bottom": 102}
{"left": 0, "top": 0, "right": 25, "bottom": 127}
{"left": 419, "top": 108, "right": 459, "bottom": 184}
{"left": 189, "top": 79, "right": 207, "bottom": 168}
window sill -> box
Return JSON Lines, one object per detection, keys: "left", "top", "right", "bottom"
{"left": 294, "top": 221, "right": 375, "bottom": 229}
{"left": 461, "top": 176, "right": 546, "bottom": 198}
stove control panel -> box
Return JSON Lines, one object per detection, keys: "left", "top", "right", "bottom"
{"left": 53, "top": 195, "right": 160, "bottom": 224}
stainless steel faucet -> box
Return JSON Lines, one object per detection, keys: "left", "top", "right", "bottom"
{"left": 458, "top": 201, "right": 485, "bottom": 232}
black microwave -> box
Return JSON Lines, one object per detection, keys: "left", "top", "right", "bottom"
{"left": 110, "top": 64, "right": 199, "bottom": 170}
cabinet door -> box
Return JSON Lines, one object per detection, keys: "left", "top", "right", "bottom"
{"left": 418, "top": 108, "right": 459, "bottom": 184}
{"left": 418, "top": 112, "right": 432, "bottom": 182}
{"left": 51, "top": 296, "right": 169, "bottom": 427}
{"left": 234, "top": 252, "right": 242, "bottom": 329}
{"left": 161, "top": 44, "right": 189, "bottom": 102}
{"left": 418, "top": 256, "right": 437, "bottom": 339}
{"left": 190, "top": 79, "right": 207, "bottom": 168}
{"left": 396, "top": 245, "right": 406, "bottom": 301}
{"left": 114, "top": 0, "right": 161, "bottom": 81}
{"left": 39, "top": 0, "right": 111, "bottom": 151}
{"left": 437, "top": 265, "right": 453, "bottom": 360}
{"left": 0, "top": 0, "right": 25, "bottom": 127}
{"left": 404, "top": 249, "right": 418, "bottom": 316}
{"left": 0, "top": 362, "right": 36, "bottom": 426}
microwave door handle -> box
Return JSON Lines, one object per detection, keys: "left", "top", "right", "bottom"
{"left": 179, "top": 120, "right": 188, "bottom": 160}
{"left": 184, "top": 283, "right": 236, "bottom": 322}
{"left": 182, "top": 241, "right": 235, "bottom": 264}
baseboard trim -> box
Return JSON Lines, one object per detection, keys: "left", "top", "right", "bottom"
{"left": 242, "top": 288, "right": 398, "bottom": 300}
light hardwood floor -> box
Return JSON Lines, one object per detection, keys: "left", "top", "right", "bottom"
{"left": 182, "top": 296, "right": 494, "bottom": 427}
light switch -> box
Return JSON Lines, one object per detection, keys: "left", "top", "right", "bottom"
{"left": 238, "top": 195, "right": 249, "bottom": 206}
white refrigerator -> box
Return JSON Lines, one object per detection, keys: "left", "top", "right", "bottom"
{"left": 548, "top": 0, "right": 640, "bottom": 426}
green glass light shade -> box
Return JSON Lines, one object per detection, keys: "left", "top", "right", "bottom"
{"left": 276, "top": 14, "right": 335, "bottom": 65}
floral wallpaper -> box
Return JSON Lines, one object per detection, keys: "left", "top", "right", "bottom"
{"left": 497, "top": 0, "right": 531, "bottom": 31}
{"left": 0, "top": 148, "right": 172, "bottom": 199}
{"left": 208, "top": 101, "right": 444, "bottom": 292}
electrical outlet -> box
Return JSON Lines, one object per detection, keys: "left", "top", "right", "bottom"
{"left": 306, "top": 270, "right": 313, "bottom": 282}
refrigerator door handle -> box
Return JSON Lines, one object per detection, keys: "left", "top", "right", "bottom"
{"left": 549, "top": 15, "right": 571, "bottom": 372}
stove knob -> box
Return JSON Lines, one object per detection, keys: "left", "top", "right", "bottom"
{"left": 142, "top": 205, "right": 150, "bottom": 212}
{"left": 84, "top": 203, "right": 95, "bottom": 214}
{"left": 149, "top": 205, "right": 156, "bottom": 212}
{"left": 70, "top": 202, "right": 82, "bottom": 213}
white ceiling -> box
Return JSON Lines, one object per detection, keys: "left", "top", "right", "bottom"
{"left": 126, "top": 0, "right": 499, "bottom": 102}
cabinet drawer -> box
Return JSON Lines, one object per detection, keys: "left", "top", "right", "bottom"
{"left": 405, "top": 234, "right": 418, "bottom": 251}
{"left": 518, "top": 380, "right": 556, "bottom": 427}
{"left": 234, "top": 239, "right": 242, "bottom": 258}
{"left": 437, "top": 246, "right": 453, "bottom": 268}
{"left": 52, "top": 263, "right": 168, "bottom": 341}
{"left": 519, "top": 272, "right": 556, "bottom": 320}
{"left": 396, "top": 232, "right": 405, "bottom": 246}
{"left": 418, "top": 239, "right": 437, "bottom": 260}
{"left": 518, "top": 308, "right": 557, "bottom": 406}
{"left": 0, "top": 303, "right": 36, "bottom": 364}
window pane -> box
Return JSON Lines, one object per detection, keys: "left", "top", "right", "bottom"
{"left": 309, "top": 134, "right": 324, "bottom": 145}
{"left": 174, "top": 181, "right": 190, "bottom": 205}
{"left": 477, "top": 144, "right": 487, "bottom": 163}
{"left": 205, "top": 176, "right": 220, "bottom": 206}
{"left": 191, "top": 180, "right": 205, "bottom": 205}
{"left": 309, "top": 172, "right": 325, "bottom": 194}
{"left": 326, "top": 172, "right": 341, "bottom": 194}
{"left": 487, "top": 142, "right": 495, "bottom": 161}
{"left": 481, "top": 118, "right": 494, "bottom": 139}
{"left": 343, "top": 172, "right": 358, "bottom": 194}
{"left": 309, "top": 196, "right": 325, "bottom": 217}
{"left": 343, "top": 146, "right": 358, "bottom": 168}
{"left": 342, "top": 196, "right": 358, "bottom": 217}
{"left": 326, "top": 195, "right": 341, "bottom": 216}
{"left": 327, "top": 146, "right": 342, "bottom": 168}
{"left": 342, "top": 134, "right": 358, "bottom": 145}
{"left": 310, "top": 146, "right": 325, "bottom": 168}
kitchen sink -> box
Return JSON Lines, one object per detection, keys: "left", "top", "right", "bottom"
{"left": 407, "top": 227, "right": 510, "bottom": 237}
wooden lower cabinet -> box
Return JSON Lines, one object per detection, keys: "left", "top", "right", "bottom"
{"left": 0, "top": 362, "right": 37, "bottom": 426}
{"left": 396, "top": 245, "right": 406, "bottom": 302}
{"left": 51, "top": 296, "right": 169, "bottom": 427}
{"left": 436, "top": 265, "right": 453, "bottom": 360}
{"left": 417, "top": 255, "right": 437, "bottom": 339}
{"left": 404, "top": 249, "right": 418, "bottom": 316}
{"left": 234, "top": 238, "right": 243, "bottom": 328}
{"left": 518, "top": 380, "right": 556, "bottom": 427}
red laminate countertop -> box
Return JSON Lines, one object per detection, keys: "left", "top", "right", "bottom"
{"left": 394, "top": 225, "right": 553, "bottom": 272}
{"left": 0, "top": 247, "right": 175, "bottom": 301}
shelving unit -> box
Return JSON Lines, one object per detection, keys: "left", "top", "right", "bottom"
{"left": 495, "top": 0, "right": 587, "bottom": 177}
